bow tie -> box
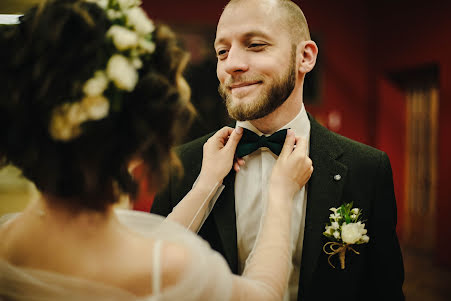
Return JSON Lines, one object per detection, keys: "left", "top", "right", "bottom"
{"left": 235, "top": 128, "right": 288, "bottom": 157}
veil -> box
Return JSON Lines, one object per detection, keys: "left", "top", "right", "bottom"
{"left": 0, "top": 210, "right": 233, "bottom": 301}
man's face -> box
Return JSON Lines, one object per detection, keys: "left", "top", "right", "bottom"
{"left": 215, "top": 0, "right": 297, "bottom": 121}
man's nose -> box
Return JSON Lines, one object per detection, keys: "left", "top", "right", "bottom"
{"left": 224, "top": 47, "right": 249, "bottom": 74}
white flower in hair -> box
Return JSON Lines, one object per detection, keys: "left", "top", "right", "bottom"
{"left": 106, "top": 9, "right": 122, "bottom": 19}
{"left": 107, "top": 25, "right": 139, "bottom": 51}
{"left": 83, "top": 71, "right": 108, "bottom": 97}
{"left": 132, "top": 57, "right": 143, "bottom": 69}
{"left": 49, "top": 0, "right": 155, "bottom": 141}
{"left": 65, "top": 103, "right": 89, "bottom": 125}
{"left": 118, "top": 0, "right": 141, "bottom": 9}
{"left": 138, "top": 38, "right": 156, "bottom": 54}
{"left": 126, "top": 6, "right": 155, "bottom": 35}
{"left": 81, "top": 95, "right": 110, "bottom": 120}
{"left": 50, "top": 113, "right": 73, "bottom": 141}
{"left": 49, "top": 103, "right": 87, "bottom": 141}
{"left": 106, "top": 54, "right": 138, "bottom": 91}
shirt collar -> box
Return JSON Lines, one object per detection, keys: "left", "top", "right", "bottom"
{"left": 236, "top": 103, "right": 310, "bottom": 139}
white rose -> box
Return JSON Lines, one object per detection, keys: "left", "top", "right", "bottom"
{"left": 83, "top": 71, "right": 108, "bottom": 96}
{"left": 361, "top": 235, "right": 370, "bottom": 243}
{"left": 126, "top": 7, "right": 154, "bottom": 35}
{"left": 342, "top": 222, "right": 366, "bottom": 244}
{"left": 107, "top": 25, "right": 139, "bottom": 51}
{"left": 81, "top": 95, "right": 110, "bottom": 120}
{"left": 106, "top": 54, "right": 138, "bottom": 91}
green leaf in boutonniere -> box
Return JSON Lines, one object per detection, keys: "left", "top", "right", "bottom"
{"left": 322, "top": 202, "right": 369, "bottom": 269}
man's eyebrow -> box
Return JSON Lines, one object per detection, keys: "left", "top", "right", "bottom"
{"left": 214, "top": 30, "right": 272, "bottom": 48}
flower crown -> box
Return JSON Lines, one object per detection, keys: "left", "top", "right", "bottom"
{"left": 49, "top": 0, "right": 156, "bottom": 141}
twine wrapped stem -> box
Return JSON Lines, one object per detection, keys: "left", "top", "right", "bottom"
{"left": 323, "top": 242, "right": 360, "bottom": 269}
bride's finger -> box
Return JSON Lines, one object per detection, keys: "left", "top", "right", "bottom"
{"left": 293, "top": 136, "right": 308, "bottom": 157}
{"left": 279, "top": 129, "right": 295, "bottom": 158}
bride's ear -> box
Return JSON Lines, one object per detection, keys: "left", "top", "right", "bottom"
{"left": 298, "top": 40, "right": 318, "bottom": 74}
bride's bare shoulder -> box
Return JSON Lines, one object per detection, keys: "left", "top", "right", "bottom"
{"left": 160, "top": 241, "right": 191, "bottom": 289}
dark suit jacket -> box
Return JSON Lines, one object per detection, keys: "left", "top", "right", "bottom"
{"left": 152, "top": 114, "right": 405, "bottom": 301}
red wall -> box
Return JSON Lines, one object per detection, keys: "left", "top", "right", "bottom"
{"left": 370, "top": 0, "right": 451, "bottom": 266}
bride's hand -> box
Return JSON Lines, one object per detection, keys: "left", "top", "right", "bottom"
{"left": 270, "top": 130, "right": 313, "bottom": 199}
{"left": 199, "top": 126, "right": 243, "bottom": 184}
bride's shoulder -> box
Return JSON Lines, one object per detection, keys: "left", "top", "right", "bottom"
{"left": 159, "top": 240, "right": 190, "bottom": 288}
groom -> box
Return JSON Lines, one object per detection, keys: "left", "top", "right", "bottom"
{"left": 152, "top": 0, "right": 404, "bottom": 300}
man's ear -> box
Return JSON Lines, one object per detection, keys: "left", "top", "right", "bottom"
{"left": 298, "top": 40, "right": 318, "bottom": 74}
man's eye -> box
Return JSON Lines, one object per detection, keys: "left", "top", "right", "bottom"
{"left": 216, "top": 49, "right": 228, "bottom": 58}
{"left": 249, "top": 43, "right": 266, "bottom": 48}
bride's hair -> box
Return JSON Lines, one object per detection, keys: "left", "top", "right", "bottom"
{"left": 0, "top": 0, "right": 194, "bottom": 211}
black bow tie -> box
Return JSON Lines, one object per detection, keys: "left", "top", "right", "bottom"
{"left": 235, "top": 128, "right": 287, "bottom": 157}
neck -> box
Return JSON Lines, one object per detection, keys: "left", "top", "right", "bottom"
{"left": 249, "top": 84, "right": 304, "bottom": 134}
{"left": 24, "top": 196, "right": 119, "bottom": 234}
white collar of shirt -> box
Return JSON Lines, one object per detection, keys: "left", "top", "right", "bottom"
{"left": 235, "top": 103, "right": 310, "bottom": 142}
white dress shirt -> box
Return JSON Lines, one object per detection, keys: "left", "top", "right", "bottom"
{"left": 235, "top": 104, "right": 310, "bottom": 301}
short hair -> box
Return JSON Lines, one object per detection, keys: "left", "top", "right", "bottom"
{"left": 225, "top": 0, "right": 311, "bottom": 43}
{"left": 0, "top": 0, "right": 194, "bottom": 211}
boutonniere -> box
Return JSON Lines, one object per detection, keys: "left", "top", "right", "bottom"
{"left": 322, "top": 202, "right": 369, "bottom": 269}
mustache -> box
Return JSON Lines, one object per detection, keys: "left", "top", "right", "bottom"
{"left": 221, "top": 76, "right": 264, "bottom": 89}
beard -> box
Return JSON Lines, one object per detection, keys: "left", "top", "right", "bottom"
{"left": 218, "top": 49, "right": 297, "bottom": 121}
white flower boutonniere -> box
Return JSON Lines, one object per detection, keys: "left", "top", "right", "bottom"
{"left": 323, "top": 202, "right": 369, "bottom": 269}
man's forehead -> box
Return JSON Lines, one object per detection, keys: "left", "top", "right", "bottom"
{"left": 215, "top": 1, "right": 283, "bottom": 45}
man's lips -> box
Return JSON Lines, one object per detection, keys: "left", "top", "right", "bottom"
{"left": 228, "top": 81, "right": 262, "bottom": 90}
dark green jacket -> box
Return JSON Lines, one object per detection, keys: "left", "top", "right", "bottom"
{"left": 152, "top": 114, "right": 405, "bottom": 301}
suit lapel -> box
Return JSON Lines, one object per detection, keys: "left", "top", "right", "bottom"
{"left": 212, "top": 170, "right": 238, "bottom": 273}
{"left": 298, "top": 115, "right": 348, "bottom": 298}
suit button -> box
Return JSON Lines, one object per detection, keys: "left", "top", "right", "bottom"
{"left": 333, "top": 174, "right": 341, "bottom": 181}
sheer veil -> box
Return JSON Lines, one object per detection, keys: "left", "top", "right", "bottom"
{"left": 0, "top": 210, "right": 233, "bottom": 301}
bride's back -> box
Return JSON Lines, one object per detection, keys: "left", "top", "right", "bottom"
{"left": 0, "top": 204, "right": 189, "bottom": 296}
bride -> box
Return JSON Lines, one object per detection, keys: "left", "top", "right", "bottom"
{"left": 0, "top": 0, "right": 313, "bottom": 300}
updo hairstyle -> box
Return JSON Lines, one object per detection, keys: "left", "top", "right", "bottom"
{"left": 0, "top": 0, "right": 194, "bottom": 211}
